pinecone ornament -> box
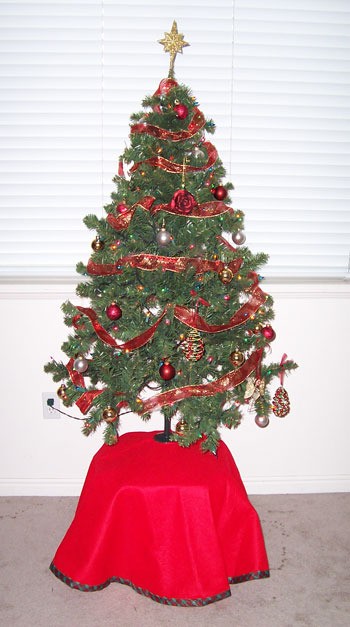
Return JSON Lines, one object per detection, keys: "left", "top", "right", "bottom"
{"left": 181, "top": 329, "right": 205, "bottom": 362}
{"left": 272, "top": 386, "right": 290, "bottom": 417}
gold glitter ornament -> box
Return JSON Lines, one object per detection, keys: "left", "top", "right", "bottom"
{"left": 181, "top": 329, "right": 205, "bottom": 362}
{"left": 272, "top": 386, "right": 290, "bottom": 417}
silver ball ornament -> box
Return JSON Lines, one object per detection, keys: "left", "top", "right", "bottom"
{"left": 192, "top": 146, "right": 205, "bottom": 160}
{"left": 156, "top": 227, "right": 172, "bottom": 247}
{"left": 232, "top": 230, "right": 246, "bottom": 245}
{"left": 73, "top": 356, "right": 89, "bottom": 373}
{"left": 255, "top": 415, "right": 269, "bottom": 428}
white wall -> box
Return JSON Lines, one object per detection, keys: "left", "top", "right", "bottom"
{"left": 1, "top": 281, "right": 349, "bottom": 495}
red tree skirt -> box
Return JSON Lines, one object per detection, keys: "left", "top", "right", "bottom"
{"left": 50, "top": 431, "right": 269, "bottom": 606}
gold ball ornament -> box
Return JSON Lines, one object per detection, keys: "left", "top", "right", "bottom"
{"left": 229, "top": 350, "right": 245, "bottom": 368}
{"left": 218, "top": 266, "right": 233, "bottom": 284}
{"left": 57, "top": 384, "right": 68, "bottom": 400}
{"left": 175, "top": 417, "right": 190, "bottom": 436}
{"left": 91, "top": 235, "right": 105, "bottom": 252}
{"left": 102, "top": 406, "right": 117, "bottom": 423}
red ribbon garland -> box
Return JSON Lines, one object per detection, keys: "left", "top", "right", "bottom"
{"left": 107, "top": 196, "right": 155, "bottom": 231}
{"left": 65, "top": 359, "right": 103, "bottom": 414}
{"left": 174, "top": 286, "right": 266, "bottom": 333}
{"left": 66, "top": 358, "right": 85, "bottom": 388}
{"left": 151, "top": 199, "right": 234, "bottom": 219}
{"left": 130, "top": 108, "right": 206, "bottom": 142}
{"left": 129, "top": 141, "right": 217, "bottom": 175}
{"left": 87, "top": 254, "right": 243, "bottom": 277}
{"left": 139, "top": 348, "right": 263, "bottom": 414}
{"left": 75, "top": 279, "right": 265, "bottom": 353}
{"left": 76, "top": 305, "right": 167, "bottom": 352}
{"left": 76, "top": 390, "right": 104, "bottom": 414}
{"left": 279, "top": 353, "right": 288, "bottom": 386}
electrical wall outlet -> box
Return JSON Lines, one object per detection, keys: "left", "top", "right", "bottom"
{"left": 42, "top": 392, "right": 60, "bottom": 419}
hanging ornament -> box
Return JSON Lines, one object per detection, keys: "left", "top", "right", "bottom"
{"left": 255, "top": 415, "right": 270, "bottom": 428}
{"left": 175, "top": 417, "right": 190, "bottom": 435}
{"left": 156, "top": 223, "right": 172, "bottom": 246}
{"left": 57, "top": 384, "right": 68, "bottom": 400}
{"left": 244, "top": 377, "right": 266, "bottom": 411}
{"left": 211, "top": 185, "right": 227, "bottom": 201}
{"left": 229, "top": 350, "right": 245, "bottom": 368}
{"left": 106, "top": 302, "right": 122, "bottom": 321}
{"left": 272, "top": 387, "right": 290, "bottom": 417}
{"left": 261, "top": 325, "right": 276, "bottom": 341}
{"left": 146, "top": 294, "right": 161, "bottom": 316}
{"left": 91, "top": 235, "right": 105, "bottom": 252}
{"left": 159, "top": 361, "right": 176, "bottom": 380}
{"left": 73, "top": 355, "right": 89, "bottom": 373}
{"left": 102, "top": 406, "right": 117, "bottom": 423}
{"left": 174, "top": 103, "right": 188, "bottom": 119}
{"left": 218, "top": 265, "right": 233, "bottom": 284}
{"left": 232, "top": 231, "right": 246, "bottom": 245}
{"left": 170, "top": 188, "right": 197, "bottom": 214}
{"left": 272, "top": 353, "right": 291, "bottom": 417}
{"left": 192, "top": 145, "right": 205, "bottom": 160}
{"left": 116, "top": 202, "right": 129, "bottom": 214}
{"left": 181, "top": 329, "right": 205, "bottom": 362}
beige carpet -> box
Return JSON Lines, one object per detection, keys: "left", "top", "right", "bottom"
{"left": 0, "top": 494, "right": 349, "bottom": 627}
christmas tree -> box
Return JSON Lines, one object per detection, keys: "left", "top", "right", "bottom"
{"left": 45, "top": 22, "right": 297, "bottom": 454}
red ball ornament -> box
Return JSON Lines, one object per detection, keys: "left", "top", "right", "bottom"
{"left": 211, "top": 185, "right": 228, "bottom": 201}
{"left": 261, "top": 325, "right": 276, "bottom": 341}
{"left": 106, "top": 302, "right": 122, "bottom": 321}
{"left": 174, "top": 103, "right": 188, "bottom": 120}
{"left": 159, "top": 362, "right": 176, "bottom": 381}
{"left": 116, "top": 202, "right": 129, "bottom": 214}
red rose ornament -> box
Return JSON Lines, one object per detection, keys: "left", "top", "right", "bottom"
{"left": 170, "top": 189, "right": 198, "bottom": 215}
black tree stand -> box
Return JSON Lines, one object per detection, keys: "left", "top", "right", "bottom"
{"left": 154, "top": 417, "right": 171, "bottom": 442}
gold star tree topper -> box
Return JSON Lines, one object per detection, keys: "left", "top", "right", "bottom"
{"left": 158, "top": 21, "right": 189, "bottom": 78}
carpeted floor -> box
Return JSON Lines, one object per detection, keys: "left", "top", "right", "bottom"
{"left": 0, "top": 493, "right": 349, "bottom": 627}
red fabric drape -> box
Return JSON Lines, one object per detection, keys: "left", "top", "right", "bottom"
{"left": 50, "top": 431, "right": 269, "bottom": 606}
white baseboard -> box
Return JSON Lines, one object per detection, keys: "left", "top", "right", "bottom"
{"left": 1, "top": 475, "right": 349, "bottom": 496}
{"left": 243, "top": 474, "right": 350, "bottom": 494}
{"left": 0, "top": 478, "right": 84, "bottom": 497}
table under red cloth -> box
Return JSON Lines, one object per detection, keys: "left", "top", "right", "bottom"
{"left": 50, "top": 431, "right": 269, "bottom": 606}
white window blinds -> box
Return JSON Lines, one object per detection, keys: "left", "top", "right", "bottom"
{"left": 0, "top": 0, "right": 349, "bottom": 280}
